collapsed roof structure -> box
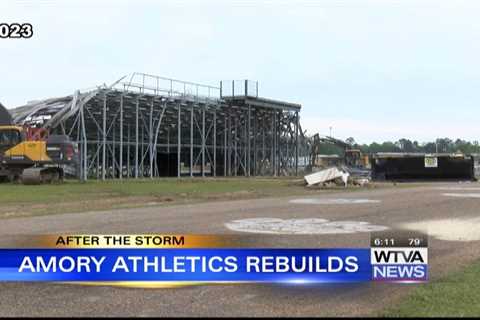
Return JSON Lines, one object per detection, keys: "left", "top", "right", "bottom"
{"left": 10, "top": 73, "right": 310, "bottom": 180}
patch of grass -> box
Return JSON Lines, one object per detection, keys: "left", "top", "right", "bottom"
{"left": 0, "top": 177, "right": 401, "bottom": 218}
{"left": 0, "top": 177, "right": 296, "bottom": 203}
{"left": 383, "top": 260, "right": 480, "bottom": 317}
{"left": 0, "top": 178, "right": 305, "bottom": 218}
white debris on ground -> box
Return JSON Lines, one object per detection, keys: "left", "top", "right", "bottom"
{"left": 351, "top": 178, "right": 370, "bottom": 186}
{"left": 304, "top": 167, "right": 350, "bottom": 187}
{"left": 304, "top": 166, "right": 371, "bottom": 187}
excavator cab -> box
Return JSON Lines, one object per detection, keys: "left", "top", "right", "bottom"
{"left": 0, "top": 126, "right": 27, "bottom": 181}
{"left": 345, "top": 149, "right": 362, "bottom": 167}
{"left": 0, "top": 126, "right": 23, "bottom": 151}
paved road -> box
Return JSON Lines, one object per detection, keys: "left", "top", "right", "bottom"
{"left": 0, "top": 182, "right": 479, "bottom": 317}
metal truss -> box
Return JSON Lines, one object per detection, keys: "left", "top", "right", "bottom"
{"left": 10, "top": 73, "right": 310, "bottom": 180}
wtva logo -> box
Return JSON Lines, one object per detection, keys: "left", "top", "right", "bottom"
{"left": 371, "top": 248, "right": 428, "bottom": 282}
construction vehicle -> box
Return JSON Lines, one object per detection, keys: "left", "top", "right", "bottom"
{"left": 310, "top": 134, "right": 369, "bottom": 169}
{"left": 0, "top": 102, "right": 78, "bottom": 184}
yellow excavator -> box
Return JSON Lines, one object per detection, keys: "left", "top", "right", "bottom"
{"left": 310, "top": 134, "right": 369, "bottom": 168}
{"left": 0, "top": 102, "right": 78, "bottom": 184}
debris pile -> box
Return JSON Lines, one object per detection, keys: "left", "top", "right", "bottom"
{"left": 304, "top": 167, "right": 350, "bottom": 187}
{"left": 341, "top": 165, "right": 371, "bottom": 186}
{"left": 304, "top": 166, "right": 371, "bottom": 187}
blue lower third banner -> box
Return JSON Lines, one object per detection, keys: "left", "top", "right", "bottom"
{"left": 0, "top": 249, "right": 371, "bottom": 283}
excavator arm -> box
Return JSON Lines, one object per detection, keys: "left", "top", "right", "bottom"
{"left": 310, "top": 134, "right": 365, "bottom": 168}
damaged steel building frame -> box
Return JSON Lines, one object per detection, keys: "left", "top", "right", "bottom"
{"left": 11, "top": 73, "right": 305, "bottom": 180}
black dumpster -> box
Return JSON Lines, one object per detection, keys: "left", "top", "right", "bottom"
{"left": 372, "top": 153, "right": 475, "bottom": 181}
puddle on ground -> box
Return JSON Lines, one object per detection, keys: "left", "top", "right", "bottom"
{"left": 442, "top": 193, "right": 480, "bottom": 198}
{"left": 433, "top": 187, "right": 480, "bottom": 191}
{"left": 401, "top": 218, "right": 480, "bottom": 241}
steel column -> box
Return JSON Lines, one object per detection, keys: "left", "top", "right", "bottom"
{"left": 149, "top": 99, "right": 154, "bottom": 178}
{"left": 80, "top": 101, "right": 87, "bottom": 181}
{"left": 135, "top": 99, "right": 139, "bottom": 178}
{"left": 224, "top": 113, "right": 227, "bottom": 177}
{"left": 177, "top": 104, "right": 181, "bottom": 178}
{"left": 295, "top": 111, "right": 299, "bottom": 176}
{"left": 213, "top": 108, "right": 216, "bottom": 177}
{"left": 190, "top": 105, "right": 193, "bottom": 177}
{"left": 247, "top": 105, "right": 251, "bottom": 176}
{"left": 102, "top": 94, "right": 106, "bottom": 181}
{"left": 119, "top": 95, "right": 123, "bottom": 179}
{"left": 201, "top": 105, "right": 205, "bottom": 177}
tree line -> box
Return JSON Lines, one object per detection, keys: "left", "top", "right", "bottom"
{"left": 345, "top": 138, "right": 480, "bottom": 154}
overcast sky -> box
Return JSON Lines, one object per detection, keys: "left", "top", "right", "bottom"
{"left": 1, "top": 0, "right": 479, "bottom": 143}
